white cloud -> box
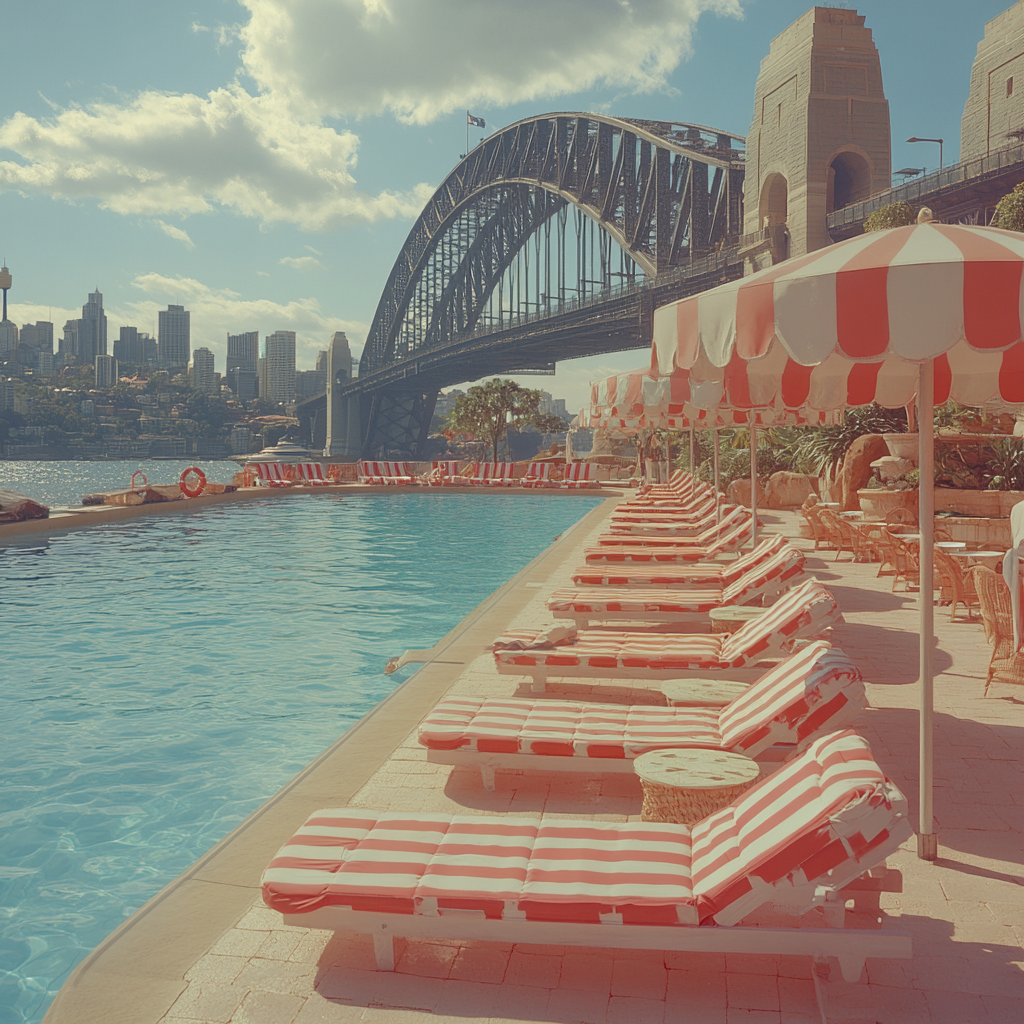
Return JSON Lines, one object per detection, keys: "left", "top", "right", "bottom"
{"left": 279, "top": 255, "right": 321, "bottom": 270}
{"left": 0, "top": 0, "right": 741, "bottom": 231}
{"left": 0, "top": 87, "right": 433, "bottom": 231}
{"left": 304, "top": 244, "right": 322, "bottom": 255}
{"left": 155, "top": 220, "right": 195, "bottom": 249}
{"left": 240, "top": 0, "right": 743, "bottom": 124}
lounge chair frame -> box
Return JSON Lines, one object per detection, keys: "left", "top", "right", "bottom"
{"left": 284, "top": 900, "right": 910, "bottom": 983}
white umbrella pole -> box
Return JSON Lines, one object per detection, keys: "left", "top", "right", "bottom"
{"left": 918, "top": 359, "right": 937, "bottom": 861}
{"left": 689, "top": 427, "right": 696, "bottom": 477}
{"left": 750, "top": 423, "right": 758, "bottom": 549}
{"left": 713, "top": 429, "right": 721, "bottom": 523}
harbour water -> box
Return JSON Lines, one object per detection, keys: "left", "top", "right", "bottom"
{"left": 0, "top": 491, "right": 601, "bottom": 1023}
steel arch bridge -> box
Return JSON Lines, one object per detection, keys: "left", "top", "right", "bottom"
{"left": 300, "top": 112, "right": 748, "bottom": 458}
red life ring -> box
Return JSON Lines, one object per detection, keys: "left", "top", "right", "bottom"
{"left": 180, "top": 466, "right": 207, "bottom": 498}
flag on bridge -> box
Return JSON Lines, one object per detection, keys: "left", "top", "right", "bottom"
{"left": 467, "top": 112, "right": 486, "bottom": 129}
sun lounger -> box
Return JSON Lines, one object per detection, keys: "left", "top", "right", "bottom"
{"left": 295, "top": 463, "right": 331, "bottom": 485}
{"left": 464, "top": 462, "right": 516, "bottom": 485}
{"left": 586, "top": 515, "right": 755, "bottom": 563}
{"left": 521, "top": 463, "right": 555, "bottom": 487}
{"left": 357, "top": 461, "right": 418, "bottom": 485}
{"left": 261, "top": 729, "right": 911, "bottom": 982}
{"left": 608, "top": 504, "right": 748, "bottom": 537}
{"left": 548, "top": 546, "right": 807, "bottom": 627}
{"left": 563, "top": 462, "right": 599, "bottom": 488}
{"left": 426, "top": 461, "right": 461, "bottom": 485}
{"left": 572, "top": 535, "right": 798, "bottom": 587}
{"left": 493, "top": 579, "right": 841, "bottom": 689}
{"left": 610, "top": 496, "right": 719, "bottom": 523}
{"left": 419, "top": 641, "right": 864, "bottom": 787}
{"left": 250, "top": 462, "right": 293, "bottom": 487}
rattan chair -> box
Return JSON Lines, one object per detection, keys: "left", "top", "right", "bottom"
{"left": 970, "top": 565, "right": 1024, "bottom": 694}
{"left": 817, "top": 508, "right": 857, "bottom": 561}
{"left": 800, "top": 499, "right": 831, "bottom": 550}
{"left": 933, "top": 546, "right": 979, "bottom": 622}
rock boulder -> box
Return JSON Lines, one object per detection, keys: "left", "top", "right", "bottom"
{"left": 841, "top": 434, "right": 890, "bottom": 510}
{"left": 726, "top": 479, "right": 767, "bottom": 508}
{"left": 0, "top": 489, "right": 49, "bottom": 523}
{"left": 764, "top": 471, "right": 818, "bottom": 508}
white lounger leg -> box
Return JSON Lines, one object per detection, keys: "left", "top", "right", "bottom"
{"left": 373, "top": 930, "right": 395, "bottom": 971}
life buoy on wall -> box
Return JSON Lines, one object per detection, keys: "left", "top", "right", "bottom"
{"left": 180, "top": 466, "right": 207, "bottom": 498}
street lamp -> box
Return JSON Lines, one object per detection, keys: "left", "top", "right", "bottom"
{"left": 907, "top": 137, "right": 943, "bottom": 170}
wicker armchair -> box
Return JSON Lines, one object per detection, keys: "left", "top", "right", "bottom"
{"left": 816, "top": 508, "right": 857, "bottom": 561}
{"left": 933, "top": 546, "right": 979, "bottom": 622}
{"left": 885, "top": 529, "right": 920, "bottom": 592}
{"left": 799, "top": 499, "right": 830, "bottom": 550}
{"left": 970, "top": 565, "right": 1024, "bottom": 694}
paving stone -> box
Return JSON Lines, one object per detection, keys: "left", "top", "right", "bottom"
{"left": 606, "top": 994, "right": 666, "bottom": 1024}
{"left": 610, "top": 957, "right": 667, "bottom": 999}
{"left": 231, "top": 990, "right": 305, "bottom": 1024}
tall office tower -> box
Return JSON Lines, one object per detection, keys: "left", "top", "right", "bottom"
{"left": 0, "top": 320, "right": 19, "bottom": 356}
{"left": 226, "top": 366, "right": 258, "bottom": 400}
{"left": 20, "top": 321, "right": 53, "bottom": 354}
{"left": 264, "top": 330, "right": 296, "bottom": 403}
{"left": 95, "top": 354, "right": 118, "bottom": 387}
{"left": 226, "top": 331, "right": 259, "bottom": 373}
{"left": 314, "top": 349, "right": 328, "bottom": 372}
{"left": 192, "top": 347, "right": 216, "bottom": 394}
{"left": 38, "top": 352, "right": 56, "bottom": 375}
{"left": 78, "top": 289, "right": 107, "bottom": 364}
{"left": 140, "top": 333, "right": 158, "bottom": 365}
{"left": 59, "top": 320, "right": 78, "bottom": 364}
{"left": 158, "top": 304, "right": 190, "bottom": 369}
{"left": 257, "top": 356, "right": 267, "bottom": 398}
{"left": 114, "top": 325, "right": 146, "bottom": 364}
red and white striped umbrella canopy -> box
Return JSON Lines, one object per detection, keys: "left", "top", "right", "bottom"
{"left": 651, "top": 221, "right": 1024, "bottom": 411}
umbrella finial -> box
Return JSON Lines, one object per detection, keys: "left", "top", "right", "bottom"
{"left": 917, "top": 206, "right": 935, "bottom": 223}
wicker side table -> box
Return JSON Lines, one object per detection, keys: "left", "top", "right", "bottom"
{"left": 633, "top": 748, "right": 761, "bottom": 825}
{"left": 708, "top": 606, "right": 765, "bottom": 634}
{"left": 661, "top": 678, "right": 750, "bottom": 707}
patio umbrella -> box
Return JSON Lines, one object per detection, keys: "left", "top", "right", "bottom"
{"left": 649, "top": 213, "right": 1024, "bottom": 861}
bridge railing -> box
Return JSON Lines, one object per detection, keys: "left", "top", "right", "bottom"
{"left": 826, "top": 143, "right": 1024, "bottom": 230}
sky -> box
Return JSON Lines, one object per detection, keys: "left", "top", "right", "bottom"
{"left": 0, "top": 0, "right": 1016, "bottom": 412}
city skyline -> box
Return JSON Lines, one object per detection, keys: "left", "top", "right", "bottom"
{"left": 0, "top": 0, "right": 1016, "bottom": 412}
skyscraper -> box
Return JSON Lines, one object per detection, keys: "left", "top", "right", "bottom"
{"left": 78, "top": 289, "right": 107, "bottom": 365}
{"left": 59, "top": 320, "right": 78, "bottom": 364}
{"left": 158, "top": 304, "right": 190, "bottom": 369}
{"left": 95, "top": 354, "right": 118, "bottom": 387}
{"left": 191, "top": 347, "right": 216, "bottom": 394}
{"left": 226, "top": 331, "right": 259, "bottom": 373}
{"left": 264, "top": 330, "right": 296, "bottom": 403}
{"left": 113, "top": 326, "right": 146, "bottom": 364}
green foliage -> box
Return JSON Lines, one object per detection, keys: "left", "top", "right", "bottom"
{"left": 445, "top": 379, "right": 564, "bottom": 462}
{"left": 791, "top": 406, "right": 906, "bottom": 475}
{"left": 863, "top": 201, "right": 916, "bottom": 232}
{"left": 992, "top": 182, "right": 1024, "bottom": 232}
{"left": 986, "top": 437, "right": 1024, "bottom": 490}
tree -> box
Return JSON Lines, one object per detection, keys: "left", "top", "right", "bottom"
{"left": 863, "top": 201, "right": 916, "bottom": 232}
{"left": 444, "top": 379, "right": 567, "bottom": 462}
{"left": 992, "top": 181, "right": 1024, "bottom": 231}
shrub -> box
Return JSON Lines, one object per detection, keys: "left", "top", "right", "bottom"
{"left": 863, "top": 201, "right": 916, "bottom": 232}
{"left": 992, "top": 182, "right": 1024, "bottom": 232}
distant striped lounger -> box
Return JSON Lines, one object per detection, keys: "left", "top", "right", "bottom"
{"left": 610, "top": 497, "right": 719, "bottom": 523}
{"left": 251, "top": 462, "right": 292, "bottom": 487}
{"left": 419, "top": 641, "right": 864, "bottom": 786}
{"left": 586, "top": 516, "right": 754, "bottom": 563}
{"left": 608, "top": 504, "right": 748, "bottom": 537}
{"left": 296, "top": 463, "right": 330, "bottom": 485}
{"left": 493, "top": 579, "right": 841, "bottom": 689}
{"left": 521, "top": 463, "right": 554, "bottom": 487}
{"left": 261, "top": 729, "right": 912, "bottom": 982}
{"left": 563, "top": 462, "right": 599, "bottom": 488}
{"left": 548, "top": 546, "right": 807, "bottom": 627}
{"left": 572, "top": 535, "right": 799, "bottom": 588}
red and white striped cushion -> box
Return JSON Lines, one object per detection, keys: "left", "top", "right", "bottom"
{"left": 418, "top": 697, "right": 722, "bottom": 757}
{"left": 263, "top": 733, "right": 908, "bottom": 929}
{"left": 690, "top": 730, "right": 909, "bottom": 926}
{"left": 520, "top": 820, "right": 696, "bottom": 924}
{"left": 609, "top": 505, "right": 747, "bottom": 536}
{"left": 547, "top": 586, "right": 727, "bottom": 615}
{"left": 495, "top": 630, "right": 730, "bottom": 670}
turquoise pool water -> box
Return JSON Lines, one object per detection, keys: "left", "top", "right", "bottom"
{"left": 0, "top": 492, "right": 600, "bottom": 1023}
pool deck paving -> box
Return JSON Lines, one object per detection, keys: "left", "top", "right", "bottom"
{"left": 43, "top": 496, "right": 1023, "bottom": 1024}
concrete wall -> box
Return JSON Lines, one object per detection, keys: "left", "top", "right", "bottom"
{"left": 744, "top": 6, "right": 890, "bottom": 256}
{"left": 961, "top": 1, "right": 1024, "bottom": 161}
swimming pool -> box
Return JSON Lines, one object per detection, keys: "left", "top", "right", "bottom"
{"left": 0, "top": 492, "right": 601, "bottom": 1024}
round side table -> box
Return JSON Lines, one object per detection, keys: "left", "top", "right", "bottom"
{"left": 661, "top": 678, "right": 750, "bottom": 707}
{"left": 708, "top": 606, "right": 765, "bottom": 634}
{"left": 633, "top": 748, "right": 761, "bottom": 825}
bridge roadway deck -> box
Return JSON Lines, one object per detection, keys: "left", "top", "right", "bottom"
{"left": 42, "top": 501, "right": 1023, "bottom": 1024}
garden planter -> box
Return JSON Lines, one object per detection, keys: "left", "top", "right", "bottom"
{"left": 857, "top": 487, "right": 918, "bottom": 521}
{"left": 882, "top": 433, "right": 919, "bottom": 461}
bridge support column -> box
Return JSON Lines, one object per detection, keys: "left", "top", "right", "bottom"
{"left": 324, "top": 332, "right": 362, "bottom": 459}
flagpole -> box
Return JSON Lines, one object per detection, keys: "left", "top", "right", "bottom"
{"left": 466, "top": 112, "right": 469, "bottom": 158}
